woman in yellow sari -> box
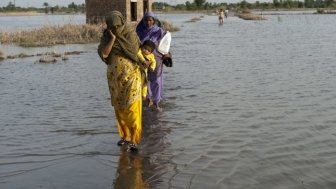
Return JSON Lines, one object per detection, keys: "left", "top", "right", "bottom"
{"left": 98, "top": 11, "right": 145, "bottom": 152}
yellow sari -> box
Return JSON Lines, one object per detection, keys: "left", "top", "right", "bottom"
{"left": 107, "top": 55, "right": 142, "bottom": 145}
{"left": 98, "top": 11, "right": 143, "bottom": 146}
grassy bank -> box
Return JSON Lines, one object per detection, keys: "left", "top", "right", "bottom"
{"left": 0, "top": 19, "right": 179, "bottom": 62}
{"left": 0, "top": 11, "right": 43, "bottom": 16}
{"left": 0, "top": 24, "right": 103, "bottom": 47}
{"left": 0, "top": 20, "right": 178, "bottom": 48}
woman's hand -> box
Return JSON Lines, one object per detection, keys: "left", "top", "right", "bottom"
{"left": 162, "top": 52, "right": 171, "bottom": 59}
{"left": 142, "top": 60, "right": 151, "bottom": 68}
{"left": 101, "top": 29, "right": 116, "bottom": 57}
{"left": 108, "top": 30, "right": 116, "bottom": 40}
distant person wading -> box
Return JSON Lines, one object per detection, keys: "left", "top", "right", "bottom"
{"left": 218, "top": 9, "right": 225, "bottom": 24}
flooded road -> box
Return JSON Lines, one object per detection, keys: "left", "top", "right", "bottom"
{"left": 1, "top": 13, "right": 336, "bottom": 188}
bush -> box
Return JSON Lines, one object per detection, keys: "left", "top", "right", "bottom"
{"left": 161, "top": 20, "right": 180, "bottom": 32}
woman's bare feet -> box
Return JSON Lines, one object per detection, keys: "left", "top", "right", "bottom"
{"left": 154, "top": 103, "right": 162, "bottom": 112}
{"left": 147, "top": 99, "right": 154, "bottom": 107}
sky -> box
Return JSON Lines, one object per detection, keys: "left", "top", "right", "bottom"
{"left": 0, "top": 0, "right": 85, "bottom": 8}
{"left": 0, "top": 0, "right": 269, "bottom": 8}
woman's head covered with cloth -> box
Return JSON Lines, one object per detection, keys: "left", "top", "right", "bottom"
{"left": 99, "top": 11, "right": 140, "bottom": 63}
{"left": 136, "top": 11, "right": 164, "bottom": 43}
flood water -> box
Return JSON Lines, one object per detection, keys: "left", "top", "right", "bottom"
{"left": 1, "top": 13, "right": 336, "bottom": 189}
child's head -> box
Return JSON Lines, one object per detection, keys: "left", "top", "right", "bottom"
{"left": 141, "top": 40, "right": 156, "bottom": 55}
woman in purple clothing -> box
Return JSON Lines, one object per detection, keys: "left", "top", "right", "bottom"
{"left": 136, "top": 12, "right": 169, "bottom": 111}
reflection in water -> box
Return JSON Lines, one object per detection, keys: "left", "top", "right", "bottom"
{"left": 113, "top": 109, "right": 171, "bottom": 189}
{"left": 113, "top": 152, "right": 149, "bottom": 189}
{"left": 141, "top": 108, "right": 171, "bottom": 154}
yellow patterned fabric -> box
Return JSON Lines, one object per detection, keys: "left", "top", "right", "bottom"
{"left": 98, "top": 11, "right": 143, "bottom": 147}
{"left": 107, "top": 55, "right": 142, "bottom": 110}
{"left": 107, "top": 55, "right": 142, "bottom": 145}
{"left": 137, "top": 50, "right": 156, "bottom": 98}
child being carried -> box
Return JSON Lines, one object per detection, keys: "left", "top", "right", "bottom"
{"left": 137, "top": 40, "right": 157, "bottom": 103}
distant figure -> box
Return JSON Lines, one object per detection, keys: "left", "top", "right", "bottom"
{"left": 137, "top": 40, "right": 157, "bottom": 102}
{"left": 224, "top": 9, "right": 229, "bottom": 18}
{"left": 218, "top": 9, "right": 224, "bottom": 24}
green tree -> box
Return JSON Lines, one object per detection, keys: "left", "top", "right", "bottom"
{"left": 68, "top": 2, "right": 77, "bottom": 9}
{"left": 273, "top": 0, "right": 280, "bottom": 8}
{"left": 194, "top": 0, "right": 206, "bottom": 8}
{"left": 7, "top": 2, "right": 15, "bottom": 8}
{"left": 43, "top": 2, "right": 49, "bottom": 13}
{"left": 240, "top": 0, "right": 248, "bottom": 9}
{"left": 185, "top": 1, "right": 193, "bottom": 10}
{"left": 325, "top": 0, "right": 334, "bottom": 7}
{"left": 304, "top": 0, "right": 314, "bottom": 7}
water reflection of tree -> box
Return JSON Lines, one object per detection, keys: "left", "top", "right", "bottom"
{"left": 112, "top": 110, "right": 171, "bottom": 189}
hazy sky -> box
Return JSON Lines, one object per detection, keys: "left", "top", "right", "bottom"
{"left": 0, "top": 0, "right": 85, "bottom": 8}
{"left": 0, "top": 0, "right": 269, "bottom": 8}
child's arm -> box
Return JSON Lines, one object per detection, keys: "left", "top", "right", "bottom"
{"left": 149, "top": 54, "right": 156, "bottom": 71}
{"left": 137, "top": 50, "right": 145, "bottom": 63}
{"left": 137, "top": 50, "right": 152, "bottom": 68}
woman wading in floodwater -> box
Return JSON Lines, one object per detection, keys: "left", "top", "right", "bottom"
{"left": 136, "top": 12, "right": 171, "bottom": 111}
{"left": 98, "top": 11, "right": 146, "bottom": 152}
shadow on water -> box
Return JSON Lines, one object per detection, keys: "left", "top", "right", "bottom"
{"left": 141, "top": 108, "right": 171, "bottom": 153}
{"left": 112, "top": 108, "right": 172, "bottom": 189}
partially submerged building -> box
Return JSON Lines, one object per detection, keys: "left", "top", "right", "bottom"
{"left": 85, "top": 0, "right": 152, "bottom": 24}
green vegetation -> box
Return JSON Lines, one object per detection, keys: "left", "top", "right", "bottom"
{"left": 0, "top": 20, "right": 178, "bottom": 48}
{"left": 0, "top": 24, "right": 103, "bottom": 47}
{"left": 0, "top": 50, "right": 5, "bottom": 61}
{"left": 2, "top": 0, "right": 335, "bottom": 14}
{"left": 153, "top": 0, "right": 336, "bottom": 12}
{"left": 0, "top": 2, "right": 85, "bottom": 14}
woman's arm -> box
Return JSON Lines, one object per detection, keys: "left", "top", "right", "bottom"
{"left": 101, "top": 30, "right": 116, "bottom": 57}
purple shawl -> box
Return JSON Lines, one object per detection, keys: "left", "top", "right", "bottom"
{"left": 136, "top": 12, "right": 164, "bottom": 44}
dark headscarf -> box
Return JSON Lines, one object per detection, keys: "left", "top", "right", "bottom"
{"left": 98, "top": 11, "right": 140, "bottom": 63}
{"left": 136, "top": 12, "right": 164, "bottom": 44}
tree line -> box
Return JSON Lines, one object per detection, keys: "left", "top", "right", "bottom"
{"left": 0, "top": 1, "right": 85, "bottom": 13}
{"left": 1, "top": 0, "right": 335, "bottom": 13}
{"left": 153, "top": 0, "right": 336, "bottom": 10}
